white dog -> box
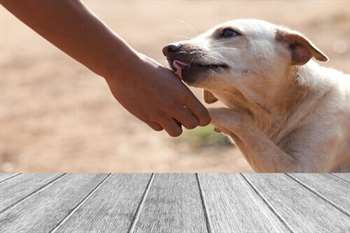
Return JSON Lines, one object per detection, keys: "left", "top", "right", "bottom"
{"left": 163, "top": 19, "right": 350, "bottom": 172}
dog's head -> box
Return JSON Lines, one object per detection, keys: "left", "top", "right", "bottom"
{"left": 163, "top": 19, "right": 328, "bottom": 104}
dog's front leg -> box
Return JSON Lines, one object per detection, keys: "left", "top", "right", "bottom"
{"left": 209, "top": 108, "right": 300, "bottom": 172}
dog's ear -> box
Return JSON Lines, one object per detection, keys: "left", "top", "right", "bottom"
{"left": 276, "top": 29, "right": 328, "bottom": 65}
{"left": 203, "top": 90, "right": 218, "bottom": 104}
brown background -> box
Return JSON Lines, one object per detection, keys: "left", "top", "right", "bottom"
{"left": 1, "top": 0, "right": 350, "bottom": 172}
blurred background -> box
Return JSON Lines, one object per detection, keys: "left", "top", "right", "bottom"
{"left": 1, "top": 0, "right": 350, "bottom": 172}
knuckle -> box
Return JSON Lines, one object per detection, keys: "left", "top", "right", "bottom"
{"left": 167, "top": 126, "right": 182, "bottom": 137}
{"left": 201, "top": 116, "right": 211, "bottom": 126}
{"left": 184, "top": 119, "right": 198, "bottom": 129}
{"left": 172, "top": 130, "right": 182, "bottom": 137}
{"left": 199, "top": 116, "right": 211, "bottom": 126}
{"left": 153, "top": 125, "right": 163, "bottom": 131}
{"left": 147, "top": 121, "right": 163, "bottom": 131}
{"left": 185, "top": 124, "right": 196, "bottom": 130}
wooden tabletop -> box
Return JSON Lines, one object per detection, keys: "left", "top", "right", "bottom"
{"left": 0, "top": 173, "right": 349, "bottom": 233}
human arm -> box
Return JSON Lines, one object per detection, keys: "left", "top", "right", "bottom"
{"left": 1, "top": 0, "right": 210, "bottom": 136}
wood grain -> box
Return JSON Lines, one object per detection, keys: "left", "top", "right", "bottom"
{"left": 243, "top": 173, "right": 350, "bottom": 233}
{"left": 132, "top": 174, "right": 208, "bottom": 233}
{"left": 199, "top": 173, "right": 290, "bottom": 233}
{"left": 0, "top": 173, "right": 20, "bottom": 184}
{"left": 333, "top": 173, "right": 350, "bottom": 183}
{"left": 0, "top": 173, "right": 349, "bottom": 233}
{"left": 0, "top": 174, "right": 108, "bottom": 233}
{"left": 289, "top": 173, "right": 350, "bottom": 216}
{"left": 54, "top": 174, "right": 152, "bottom": 233}
{"left": 0, "top": 173, "right": 62, "bottom": 212}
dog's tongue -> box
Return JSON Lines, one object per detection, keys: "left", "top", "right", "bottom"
{"left": 173, "top": 60, "right": 190, "bottom": 80}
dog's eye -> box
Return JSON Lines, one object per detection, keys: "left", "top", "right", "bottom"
{"left": 220, "top": 28, "right": 241, "bottom": 38}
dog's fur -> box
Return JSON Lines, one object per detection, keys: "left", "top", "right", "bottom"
{"left": 163, "top": 19, "right": 350, "bottom": 172}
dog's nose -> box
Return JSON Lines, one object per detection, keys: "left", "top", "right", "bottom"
{"left": 162, "top": 43, "right": 183, "bottom": 56}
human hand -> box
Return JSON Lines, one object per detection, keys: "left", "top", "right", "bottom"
{"left": 105, "top": 53, "right": 210, "bottom": 137}
{"left": 1, "top": 0, "right": 210, "bottom": 136}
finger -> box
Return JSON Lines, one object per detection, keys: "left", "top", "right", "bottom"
{"left": 146, "top": 121, "right": 163, "bottom": 131}
{"left": 184, "top": 94, "right": 211, "bottom": 126}
{"left": 159, "top": 117, "right": 183, "bottom": 137}
{"left": 171, "top": 106, "right": 199, "bottom": 129}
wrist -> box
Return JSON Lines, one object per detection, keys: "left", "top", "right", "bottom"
{"left": 100, "top": 44, "right": 142, "bottom": 82}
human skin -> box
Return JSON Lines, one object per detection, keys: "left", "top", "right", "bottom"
{"left": 0, "top": 0, "right": 210, "bottom": 137}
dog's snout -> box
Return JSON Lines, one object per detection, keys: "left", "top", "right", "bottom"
{"left": 162, "top": 43, "right": 183, "bottom": 56}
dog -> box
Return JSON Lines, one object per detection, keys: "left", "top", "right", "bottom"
{"left": 163, "top": 19, "right": 350, "bottom": 172}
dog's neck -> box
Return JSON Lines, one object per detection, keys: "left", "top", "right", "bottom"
{"left": 215, "top": 61, "right": 332, "bottom": 140}
{"left": 262, "top": 66, "right": 313, "bottom": 140}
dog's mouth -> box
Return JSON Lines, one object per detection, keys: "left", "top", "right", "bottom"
{"left": 170, "top": 59, "right": 228, "bottom": 83}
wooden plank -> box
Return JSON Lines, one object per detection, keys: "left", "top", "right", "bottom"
{"left": 131, "top": 174, "right": 208, "bottom": 233}
{"left": 243, "top": 173, "right": 350, "bottom": 233}
{"left": 0, "top": 174, "right": 108, "bottom": 233}
{"left": 0, "top": 173, "right": 20, "bottom": 184}
{"left": 53, "top": 174, "right": 152, "bottom": 233}
{"left": 333, "top": 173, "right": 350, "bottom": 183}
{"left": 289, "top": 174, "right": 350, "bottom": 215}
{"left": 0, "top": 173, "right": 62, "bottom": 212}
{"left": 199, "top": 174, "right": 289, "bottom": 233}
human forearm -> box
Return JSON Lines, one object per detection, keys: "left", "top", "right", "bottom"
{"left": 1, "top": 0, "right": 134, "bottom": 78}
{"left": 1, "top": 0, "right": 210, "bottom": 136}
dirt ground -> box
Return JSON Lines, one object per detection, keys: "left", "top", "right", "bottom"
{"left": 1, "top": 0, "right": 350, "bottom": 172}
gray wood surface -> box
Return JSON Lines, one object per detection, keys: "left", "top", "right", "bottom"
{"left": 132, "top": 174, "right": 208, "bottom": 233}
{"left": 243, "top": 173, "right": 350, "bottom": 233}
{"left": 289, "top": 174, "right": 350, "bottom": 216}
{"left": 0, "top": 173, "right": 62, "bottom": 212}
{"left": 199, "top": 174, "right": 289, "bottom": 233}
{"left": 0, "top": 173, "right": 19, "bottom": 183}
{"left": 54, "top": 174, "right": 152, "bottom": 233}
{"left": 0, "top": 173, "right": 349, "bottom": 233}
{"left": 333, "top": 173, "right": 350, "bottom": 183}
{"left": 0, "top": 174, "right": 108, "bottom": 233}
